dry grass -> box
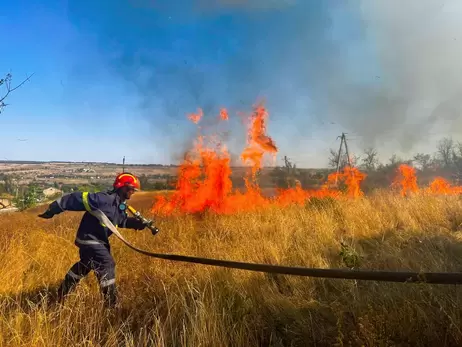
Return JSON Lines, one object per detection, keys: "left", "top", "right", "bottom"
{"left": 2, "top": 191, "right": 462, "bottom": 346}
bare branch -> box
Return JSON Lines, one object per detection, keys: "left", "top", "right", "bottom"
{"left": 0, "top": 72, "right": 34, "bottom": 114}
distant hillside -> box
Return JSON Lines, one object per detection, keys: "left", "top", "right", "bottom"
{"left": 0, "top": 160, "right": 177, "bottom": 167}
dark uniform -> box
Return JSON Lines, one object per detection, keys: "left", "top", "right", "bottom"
{"left": 43, "top": 190, "right": 146, "bottom": 307}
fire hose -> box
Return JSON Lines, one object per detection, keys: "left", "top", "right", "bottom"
{"left": 98, "top": 207, "right": 462, "bottom": 285}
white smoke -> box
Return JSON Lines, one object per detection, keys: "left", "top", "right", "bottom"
{"left": 341, "top": 0, "right": 462, "bottom": 155}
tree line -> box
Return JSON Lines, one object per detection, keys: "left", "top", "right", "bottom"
{"left": 327, "top": 137, "right": 461, "bottom": 173}
{"left": 268, "top": 137, "right": 462, "bottom": 191}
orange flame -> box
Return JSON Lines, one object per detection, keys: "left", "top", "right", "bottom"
{"left": 428, "top": 177, "right": 462, "bottom": 195}
{"left": 152, "top": 136, "right": 232, "bottom": 215}
{"left": 188, "top": 108, "right": 203, "bottom": 124}
{"left": 151, "top": 103, "right": 370, "bottom": 216}
{"left": 152, "top": 103, "right": 462, "bottom": 217}
{"left": 392, "top": 164, "right": 419, "bottom": 196}
{"left": 326, "top": 167, "right": 366, "bottom": 197}
{"left": 220, "top": 108, "right": 229, "bottom": 121}
{"left": 241, "top": 104, "right": 278, "bottom": 178}
{"left": 429, "top": 177, "right": 451, "bottom": 194}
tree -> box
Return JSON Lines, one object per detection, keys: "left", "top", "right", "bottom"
{"left": 270, "top": 166, "right": 289, "bottom": 188}
{"left": 413, "top": 153, "right": 431, "bottom": 170}
{"left": 451, "top": 142, "right": 462, "bottom": 183}
{"left": 0, "top": 72, "right": 34, "bottom": 114}
{"left": 361, "top": 147, "right": 379, "bottom": 171}
{"left": 388, "top": 154, "right": 400, "bottom": 166}
{"left": 13, "top": 184, "right": 43, "bottom": 211}
{"left": 437, "top": 137, "right": 454, "bottom": 168}
{"left": 3, "top": 175, "right": 17, "bottom": 195}
{"left": 327, "top": 148, "right": 350, "bottom": 170}
{"left": 349, "top": 154, "right": 361, "bottom": 167}
{"left": 327, "top": 148, "right": 339, "bottom": 169}
{"left": 454, "top": 141, "right": 462, "bottom": 158}
{"left": 283, "top": 156, "right": 298, "bottom": 188}
{"left": 270, "top": 156, "right": 300, "bottom": 188}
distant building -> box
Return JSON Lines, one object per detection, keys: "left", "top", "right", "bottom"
{"left": 43, "top": 187, "right": 62, "bottom": 198}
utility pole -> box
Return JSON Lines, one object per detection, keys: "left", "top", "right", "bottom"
{"left": 122, "top": 156, "right": 125, "bottom": 173}
{"left": 334, "top": 132, "right": 352, "bottom": 185}
{"left": 343, "top": 133, "right": 352, "bottom": 168}
{"left": 335, "top": 135, "right": 344, "bottom": 181}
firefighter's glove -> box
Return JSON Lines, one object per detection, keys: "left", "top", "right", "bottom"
{"left": 38, "top": 209, "right": 54, "bottom": 219}
{"left": 38, "top": 201, "right": 61, "bottom": 219}
{"left": 125, "top": 217, "right": 145, "bottom": 230}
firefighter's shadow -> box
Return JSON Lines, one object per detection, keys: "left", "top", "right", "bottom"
{"left": 1, "top": 282, "right": 62, "bottom": 313}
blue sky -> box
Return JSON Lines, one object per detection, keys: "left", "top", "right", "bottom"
{"left": 3, "top": 0, "right": 454, "bottom": 167}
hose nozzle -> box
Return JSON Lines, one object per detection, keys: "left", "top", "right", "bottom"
{"left": 127, "top": 205, "right": 159, "bottom": 235}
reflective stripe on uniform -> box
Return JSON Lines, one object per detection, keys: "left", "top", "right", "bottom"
{"left": 87, "top": 234, "right": 99, "bottom": 241}
{"left": 82, "top": 192, "right": 92, "bottom": 212}
{"left": 67, "top": 270, "right": 84, "bottom": 280}
{"left": 82, "top": 192, "right": 108, "bottom": 227}
{"left": 100, "top": 278, "right": 115, "bottom": 288}
{"left": 75, "top": 237, "right": 104, "bottom": 245}
{"left": 98, "top": 222, "right": 116, "bottom": 228}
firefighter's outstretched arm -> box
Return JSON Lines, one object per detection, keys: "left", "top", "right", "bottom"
{"left": 38, "top": 191, "right": 107, "bottom": 219}
{"left": 120, "top": 215, "right": 159, "bottom": 235}
{"left": 122, "top": 217, "right": 159, "bottom": 235}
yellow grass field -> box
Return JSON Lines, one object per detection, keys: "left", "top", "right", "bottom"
{"left": 2, "top": 191, "right": 462, "bottom": 346}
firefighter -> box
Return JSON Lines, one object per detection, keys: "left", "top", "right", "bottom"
{"left": 38, "top": 173, "right": 149, "bottom": 308}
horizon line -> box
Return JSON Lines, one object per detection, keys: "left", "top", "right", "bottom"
{"left": 0, "top": 159, "right": 329, "bottom": 170}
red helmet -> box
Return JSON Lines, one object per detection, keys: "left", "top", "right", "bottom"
{"left": 113, "top": 173, "right": 141, "bottom": 191}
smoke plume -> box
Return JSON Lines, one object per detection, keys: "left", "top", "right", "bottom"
{"left": 338, "top": 0, "right": 462, "bottom": 154}
{"left": 67, "top": 0, "right": 462, "bottom": 165}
